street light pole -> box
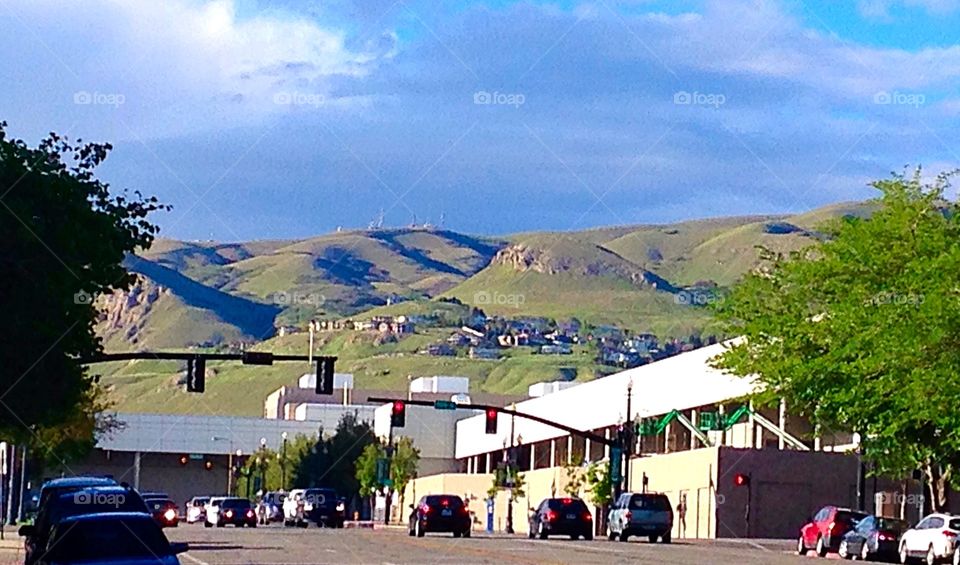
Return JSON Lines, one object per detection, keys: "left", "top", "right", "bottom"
{"left": 505, "top": 407, "right": 516, "bottom": 534}
{"left": 280, "top": 432, "right": 288, "bottom": 490}
{"left": 624, "top": 380, "right": 633, "bottom": 494}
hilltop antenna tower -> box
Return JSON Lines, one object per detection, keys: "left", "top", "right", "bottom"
{"left": 438, "top": 211, "right": 445, "bottom": 229}
{"left": 368, "top": 208, "right": 385, "bottom": 230}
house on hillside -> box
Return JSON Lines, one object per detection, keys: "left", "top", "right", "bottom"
{"left": 469, "top": 347, "right": 500, "bottom": 360}
{"left": 426, "top": 343, "right": 456, "bottom": 357}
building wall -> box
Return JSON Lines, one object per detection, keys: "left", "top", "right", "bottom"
{"left": 62, "top": 449, "right": 231, "bottom": 508}
{"left": 373, "top": 404, "right": 478, "bottom": 461}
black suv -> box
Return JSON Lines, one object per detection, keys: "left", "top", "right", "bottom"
{"left": 528, "top": 497, "right": 594, "bottom": 540}
{"left": 302, "top": 488, "right": 344, "bottom": 528}
{"left": 408, "top": 495, "right": 471, "bottom": 538}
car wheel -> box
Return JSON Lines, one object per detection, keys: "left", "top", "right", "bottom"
{"left": 607, "top": 526, "right": 616, "bottom": 541}
{"left": 463, "top": 529, "right": 471, "bottom": 539}
{"left": 584, "top": 531, "right": 593, "bottom": 541}
{"left": 618, "top": 531, "right": 629, "bottom": 542}
{"left": 416, "top": 519, "right": 425, "bottom": 538}
{"left": 798, "top": 535, "right": 806, "bottom": 555}
{"left": 662, "top": 532, "right": 671, "bottom": 544}
{"left": 569, "top": 534, "right": 578, "bottom": 540}
{"left": 901, "top": 542, "right": 910, "bottom": 564}
{"left": 953, "top": 547, "right": 960, "bottom": 565}
{"left": 648, "top": 535, "right": 658, "bottom": 543}
{"left": 538, "top": 521, "right": 547, "bottom": 540}
{"left": 926, "top": 546, "right": 936, "bottom": 565}
{"left": 453, "top": 531, "right": 461, "bottom": 538}
{"left": 862, "top": 541, "right": 870, "bottom": 561}
{"left": 817, "top": 536, "right": 827, "bottom": 557}
{"left": 204, "top": 521, "right": 212, "bottom": 528}
{"left": 839, "top": 540, "right": 849, "bottom": 560}
{"left": 250, "top": 523, "right": 257, "bottom": 528}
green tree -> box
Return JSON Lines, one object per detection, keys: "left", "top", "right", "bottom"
{"left": 562, "top": 459, "right": 586, "bottom": 497}
{"left": 583, "top": 462, "right": 613, "bottom": 508}
{"left": 355, "top": 443, "right": 384, "bottom": 516}
{"left": 294, "top": 413, "right": 376, "bottom": 499}
{"left": 0, "top": 123, "right": 165, "bottom": 445}
{"left": 712, "top": 169, "right": 960, "bottom": 510}
{"left": 390, "top": 436, "right": 420, "bottom": 517}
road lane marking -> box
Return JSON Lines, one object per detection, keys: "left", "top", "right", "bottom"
{"left": 181, "top": 553, "right": 211, "bottom": 565}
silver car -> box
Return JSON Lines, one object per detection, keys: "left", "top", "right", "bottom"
{"left": 607, "top": 492, "right": 673, "bottom": 543}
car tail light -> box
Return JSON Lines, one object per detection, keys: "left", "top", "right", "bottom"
{"left": 878, "top": 533, "right": 890, "bottom": 541}
{"left": 442, "top": 498, "right": 449, "bottom": 507}
{"left": 246, "top": 510, "right": 254, "bottom": 518}
{"left": 943, "top": 530, "right": 957, "bottom": 538}
{"left": 421, "top": 504, "right": 432, "bottom": 515}
{"left": 582, "top": 512, "right": 592, "bottom": 521}
{"left": 225, "top": 510, "right": 233, "bottom": 518}
{"left": 545, "top": 510, "right": 558, "bottom": 522}
{"left": 624, "top": 511, "right": 632, "bottom": 521}
{"left": 164, "top": 509, "right": 176, "bottom": 522}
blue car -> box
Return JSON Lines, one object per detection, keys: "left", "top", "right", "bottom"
{"left": 37, "top": 512, "right": 188, "bottom": 565}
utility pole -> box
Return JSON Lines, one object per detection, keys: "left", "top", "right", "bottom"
{"left": 624, "top": 380, "right": 633, "bottom": 493}
{"left": 505, "top": 407, "right": 516, "bottom": 534}
{"left": 384, "top": 424, "right": 394, "bottom": 525}
{"left": 16, "top": 447, "right": 26, "bottom": 522}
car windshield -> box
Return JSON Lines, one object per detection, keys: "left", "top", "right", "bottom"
{"left": 547, "top": 499, "right": 587, "bottom": 511}
{"left": 193, "top": 498, "right": 210, "bottom": 506}
{"left": 149, "top": 499, "right": 175, "bottom": 510}
{"left": 48, "top": 491, "right": 147, "bottom": 527}
{"left": 629, "top": 495, "right": 670, "bottom": 510}
{"left": 47, "top": 518, "right": 172, "bottom": 561}
{"left": 221, "top": 499, "right": 251, "bottom": 509}
{"left": 425, "top": 496, "right": 464, "bottom": 508}
{"left": 836, "top": 511, "right": 869, "bottom": 523}
{"left": 877, "top": 518, "right": 908, "bottom": 531}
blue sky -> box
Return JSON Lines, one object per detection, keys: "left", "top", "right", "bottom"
{"left": 2, "top": 0, "right": 960, "bottom": 241}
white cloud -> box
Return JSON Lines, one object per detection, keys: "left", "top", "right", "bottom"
{"left": 0, "top": 0, "right": 392, "bottom": 139}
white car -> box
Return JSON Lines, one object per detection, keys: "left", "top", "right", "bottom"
{"left": 185, "top": 496, "right": 211, "bottom": 524}
{"left": 283, "top": 489, "right": 307, "bottom": 527}
{"left": 898, "top": 513, "right": 960, "bottom": 565}
{"left": 204, "top": 496, "right": 228, "bottom": 528}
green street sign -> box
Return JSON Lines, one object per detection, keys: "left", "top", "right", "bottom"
{"left": 384, "top": 479, "right": 394, "bottom": 487}
{"left": 434, "top": 400, "right": 457, "bottom": 410}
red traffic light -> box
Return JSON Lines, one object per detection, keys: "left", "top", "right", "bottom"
{"left": 734, "top": 473, "right": 750, "bottom": 487}
{"left": 390, "top": 400, "right": 406, "bottom": 427}
{"left": 392, "top": 401, "right": 405, "bottom": 413}
{"left": 485, "top": 409, "right": 498, "bottom": 434}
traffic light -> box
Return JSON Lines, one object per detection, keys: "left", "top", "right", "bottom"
{"left": 316, "top": 358, "right": 334, "bottom": 395}
{"left": 390, "top": 400, "right": 406, "bottom": 428}
{"left": 734, "top": 473, "right": 751, "bottom": 487}
{"left": 485, "top": 408, "right": 498, "bottom": 434}
{"left": 186, "top": 357, "right": 205, "bottom": 393}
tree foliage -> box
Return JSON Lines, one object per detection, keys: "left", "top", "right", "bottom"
{"left": 583, "top": 462, "right": 613, "bottom": 507}
{"left": 0, "top": 122, "right": 165, "bottom": 453}
{"left": 712, "top": 169, "right": 960, "bottom": 509}
{"left": 293, "top": 413, "right": 376, "bottom": 498}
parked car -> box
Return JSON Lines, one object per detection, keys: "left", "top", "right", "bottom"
{"left": 607, "top": 492, "right": 673, "bottom": 543}
{"left": 798, "top": 506, "right": 869, "bottom": 557}
{"left": 838, "top": 515, "right": 907, "bottom": 561}
{"left": 139, "top": 491, "right": 169, "bottom": 504}
{"left": 203, "top": 497, "right": 227, "bottom": 528}
{"left": 528, "top": 497, "right": 593, "bottom": 541}
{"left": 209, "top": 498, "right": 257, "bottom": 528}
{"left": 898, "top": 513, "right": 960, "bottom": 565}
{"left": 21, "top": 484, "right": 147, "bottom": 565}
{"left": 37, "top": 512, "right": 188, "bottom": 565}
{"left": 147, "top": 498, "right": 180, "bottom": 528}
{"left": 23, "top": 475, "right": 119, "bottom": 563}
{"left": 283, "top": 489, "right": 307, "bottom": 527}
{"left": 408, "top": 494, "right": 471, "bottom": 538}
{"left": 301, "top": 488, "right": 345, "bottom": 528}
{"left": 260, "top": 491, "right": 286, "bottom": 523}
{"left": 185, "top": 496, "right": 210, "bottom": 524}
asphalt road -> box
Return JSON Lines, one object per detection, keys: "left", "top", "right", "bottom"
{"left": 166, "top": 524, "right": 818, "bottom": 565}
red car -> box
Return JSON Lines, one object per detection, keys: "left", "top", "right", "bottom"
{"left": 148, "top": 498, "right": 180, "bottom": 528}
{"left": 797, "top": 505, "right": 868, "bottom": 557}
